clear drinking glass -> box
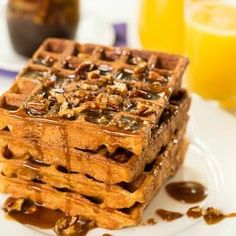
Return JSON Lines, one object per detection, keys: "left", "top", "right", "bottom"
{"left": 139, "top": 0, "right": 185, "bottom": 54}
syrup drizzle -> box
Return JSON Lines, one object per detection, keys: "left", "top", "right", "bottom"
{"left": 156, "top": 209, "right": 183, "bottom": 221}
{"left": 58, "top": 122, "right": 71, "bottom": 215}
{"left": 25, "top": 121, "right": 45, "bottom": 207}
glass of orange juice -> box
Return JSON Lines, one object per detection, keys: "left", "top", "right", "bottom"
{"left": 185, "top": 1, "right": 236, "bottom": 109}
{"left": 139, "top": 0, "right": 185, "bottom": 54}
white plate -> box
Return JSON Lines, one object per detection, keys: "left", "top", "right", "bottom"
{"left": 0, "top": 78, "right": 236, "bottom": 236}
{"left": 0, "top": 4, "right": 115, "bottom": 72}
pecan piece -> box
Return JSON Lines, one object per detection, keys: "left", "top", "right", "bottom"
{"left": 54, "top": 216, "right": 95, "bottom": 236}
{"left": 3, "top": 197, "right": 38, "bottom": 214}
{"left": 134, "top": 61, "right": 148, "bottom": 74}
{"left": 26, "top": 100, "right": 49, "bottom": 116}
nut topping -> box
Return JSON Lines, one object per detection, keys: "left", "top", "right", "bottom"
{"left": 3, "top": 197, "right": 38, "bottom": 214}
{"left": 54, "top": 216, "right": 95, "bottom": 236}
{"left": 134, "top": 61, "right": 148, "bottom": 74}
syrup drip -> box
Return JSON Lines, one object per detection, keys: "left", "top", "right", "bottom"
{"left": 187, "top": 206, "right": 203, "bottom": 219}
{"left": 156, "top": 209, "right": 183, "bottom": 221}
{"left": 146, "top": 218, "right": 158, "bottom": 225}
{"left": 59, "top": 122, "right": 71, "bottom": 215}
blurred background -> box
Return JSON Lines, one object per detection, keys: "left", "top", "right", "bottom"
{"left": 0, "top": 0, "right": 236, "bottom": 113}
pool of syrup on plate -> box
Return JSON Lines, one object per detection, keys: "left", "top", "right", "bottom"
{"left": 3, "top": 181, "right": 236, "bottom": 234}
{"left": 146, "top": 181, "right": 236, "bottom": 226}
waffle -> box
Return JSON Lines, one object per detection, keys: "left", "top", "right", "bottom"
{"left": 0, "top": 39, "right": 190, "bottom": 230}
{"left": 0, "top": 38, "right": 188, "bottom": 156}
{"left": 0, "top": 121, "right": 187, "bottom": 209}
{"left": 0, "top": 138, "right": 188, "bottom": 229}
{"left": 0, "top": 90, "right": 190, "bottom": 185}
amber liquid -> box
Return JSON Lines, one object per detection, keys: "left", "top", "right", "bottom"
{"left": 7, "top": 0, "right": 79, "bottom": 57}
{"left": 156, "top": 209, "right": 183, "bottom": 222}
{"left": 4, "top": 198, "right": 96, "bottom": 235}
{"left": 187, "top": 206, "right": 236, "bottom": 225}
{"left": 165, "top": 181, "right": 207, "bottom": 204}
{"left": 8, "top": 207, "right": 64, "bottom": 229}
{"left": 4, "top": 198, "right": 65, "bottom": 229}
{"left": 7, "top": 18, "right": 78, "bottom": 57}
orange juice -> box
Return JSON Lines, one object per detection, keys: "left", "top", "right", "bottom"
{"left": 139, "top": 0, "right": 185, "bottom": 54}
{"left": 186, "top": 1, "right": 236, "bottom": 107}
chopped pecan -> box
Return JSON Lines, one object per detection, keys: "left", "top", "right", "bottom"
{"left": 106, "top": 82, "right": 128, "bottom": 96}
{"left": 26, "top": 100, "right": 49, "bottom": 116}
{"left": 50, "top": 92, "right": 66, "bottom": 104}
{"left": 136, "top": 102, "right": 156, "bottom": 116}
{"left": 75, "top": 61, "right": 96, "bottom": 79}
{"left": 3, "top": 197, "right": 38, "bottom": 214}
{"left": 58, "top": 102, "right": 75, "bottom": 118}
{"left": 74, "top": 89, "right": 88, "bottom": 98}
{"left": 78, "top": 81, "right": 99, "bottom": 91}
{"left": 95, "top": 93, "right": 123, "bottom": 110}
{"left": 95, "top": 93, "right": 108, "bottom": 109}
{"left": 4, "top": 198, "right": 25, "bottom": 212}
{"left": 148, "top": 70, "right": 161, "bottom": 81}
{"left": 108, "top": 94, "right": 123, "bottom": 109}
{"left": 134, "top": 61, "right": 148, "bottom": 74}
{"left": 148, "top": 72, "right": 169, "bottom": 87}
{"left": 67, "top": 96, "right": 80, "bottom": 107}
{"left": 87, "top": 70, "right": 100, "bottom": 80}
{"left": 63, "top": 81, "right": 79, "bottom": 93}
{"left": 54, "top": 216, "right": 95, "bottom": 236}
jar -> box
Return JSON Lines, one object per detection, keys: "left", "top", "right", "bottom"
{"left": 7, "top": 0, "right": 79, "bottom": 57}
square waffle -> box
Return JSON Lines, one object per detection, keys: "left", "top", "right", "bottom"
{"left": 0, "top": 38, "right": 188, "bottom": 156}
{"left": 0, "top": 90, "right": 190, "bottom": 184}
{"left": 0, "top": 92, "right": 188, "bottom": 208}
{"left": 0, "top": 137, "right": 188, "bottom": 229}
{"left": 0, "top": 38, "right": 191, "bottom": 231}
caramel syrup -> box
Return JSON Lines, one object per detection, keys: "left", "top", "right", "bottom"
{"left": 187, "top": 206, "right": 203, "bottom": 219}
{"left": 203, "top": 208, "right": 236, "bottom": 225}
{"left": 187, "top": 206, "right": 236, "bottom": 225}
{"left": 58, "top": 122, "right": 72, "bottom": 215}
{"left": 165, "top": 181, "right": 207, "bottom": 203}
{"left": 4, "top": 198, "right": 97, "bottom": 235}
{"left": 7, "top": 207, "right": 64, "bottom": 229}
{"left": 156, "top": 209, "right": 183, "bottom": 221}
{"left": 146, "top": 218, "right": 158, "bottom": 225}
{"left": 4, "top": 198, "right": 65, "bottom": 229}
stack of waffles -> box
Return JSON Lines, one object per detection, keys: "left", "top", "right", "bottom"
{"left": 0, "top": 39, "right": 190, "bottom": 229}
